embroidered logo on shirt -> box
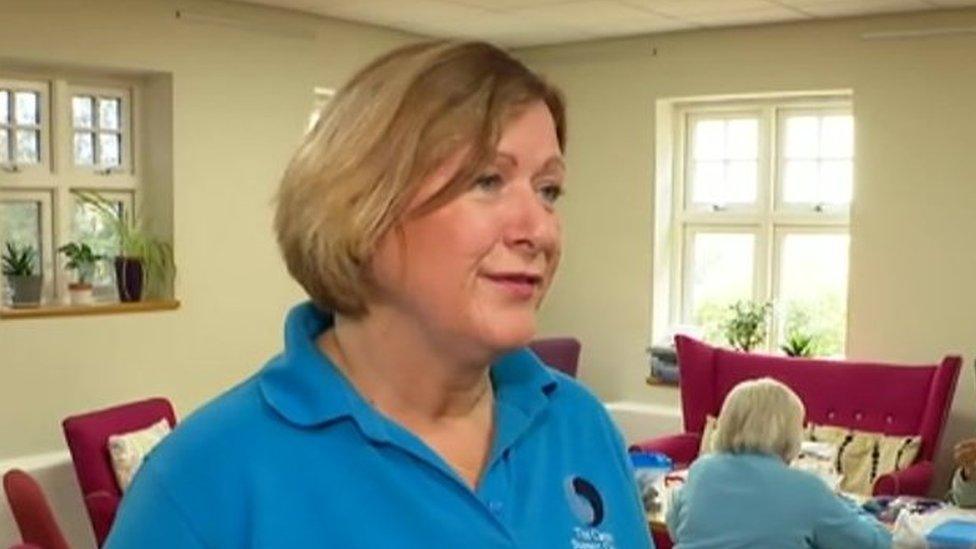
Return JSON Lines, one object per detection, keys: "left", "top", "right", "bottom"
{"left": 565, "top": 476, "right": 604, "bottom": 527}
{"left": 564, "top": 476, "right": 616, "bottom": 548}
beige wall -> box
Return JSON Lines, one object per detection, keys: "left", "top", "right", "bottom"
{"left": 521, "top": 9, "right": 976, "bottom": 492}
{"left": 0, "top": 0, "right": 419, "bottom": 460}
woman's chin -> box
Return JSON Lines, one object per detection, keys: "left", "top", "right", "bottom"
{"left": 478, "top": 315, "right": 537, "bottom": 353}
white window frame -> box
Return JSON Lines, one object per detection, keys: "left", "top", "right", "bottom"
{"left": 0, "top": 73, "right": 140, "bottom": 308}
{"left": 67, "top": 85, "right": 132, "bottom": 176}
{"left": 682, "top": 108, "right": 770, "bottom": 215}
{"left": 0, "top": 189, "right": 56, "bottom": 302}
{"left": 657, "top": 94, "right": 853, "bottom": 353}
{"left": 775, "top": 103, "right": 853, "bottom": 217}
{"left": 0, "top": 79, "right": 51, "bottom": 178}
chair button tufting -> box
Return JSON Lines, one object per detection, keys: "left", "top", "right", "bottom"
{"left": 827, "top": 410, "right": 836, "bottom": 420}
{"left": 855, "top": 412, "right": 863, "bottom": 421}
{"left": 886, "top": 415, "right": 894, "bottom": 424}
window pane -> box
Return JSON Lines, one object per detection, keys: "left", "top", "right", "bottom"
{"left": 726, "top": 161, "right": 757, "bottom": 203}
{"left": 689, "top": 232, "right": 755, "bottom": 344}
{"left": 820, "top": 115, "right": 853, "bottom": 159}
{"left": 693, "top": 120, "right": 725, "bottom": 160}
{"left": 783, "top": 160, "right": 818, "bottom": 203}
{"left": 692, "top": 117, "right": 759, "bottom": 206}
{"left": 72, "top": 200, "right": 123, "bottom": 288}
{"left": 15, "top": 129, "right": 38, "bottom": 163}
{"left": 784, "top": 116, "right": 819, "bottom": 159}
{"left": 99, "top": 133, "right": 120, "bottom": 167}
{"left": 99, "top": 98, "right": 120, "bottom": 130}
{"left": 73, "top": 96, "right": 93, "bottom": 129}
{"left": 726, "top": 119, "right": 758, "bottom": 160}
{"left": 778, "top": 233, "right": 849, "bottom": 356}
{"left": 0, "top": 200, "right": 42, "bottom": 274}
{"left": 74, "top": 132, "right": 94, "bottom": 165}
{"left": 14, "top": 92, "right": 38, "bottom": 126}
{"left": 820, "top": 160, "right": 853, "bottom": 204}
{"left": 0, "top": 130, "right": 8, "bottom": 164}
{"left": 691, "top": 161, "right": 723, "bottom": 204}
{"left": 0, "top": 90, "right": 8, "bottom": 123}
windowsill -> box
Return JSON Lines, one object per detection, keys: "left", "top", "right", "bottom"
{"left": 645, "top": 376, "right": 679, "bottom": 389}
{"left": 0, "top": 299, "right": 180, "bottom": 320}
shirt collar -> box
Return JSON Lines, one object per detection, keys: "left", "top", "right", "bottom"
{"left": 259, "top": 301, "right": 559, "bottom": 436}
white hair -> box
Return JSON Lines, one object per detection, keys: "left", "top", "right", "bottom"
{"left": 712, "top": 377, "right": 806, "bottom": 462}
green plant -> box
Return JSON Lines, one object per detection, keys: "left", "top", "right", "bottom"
{"left": 73, "top": 190, "right": 175, "bottom": 297}
{"left": 2, "top": 242, "right": 37, "bottom": 277}
{"left": 723, "top": 300, "right": 772, "bottom": 352}
{"left": 781, "top": 331, "right": 816, "bottom": 357}
{"left": 58, "top": 242, "right": 104, "bottom": 285}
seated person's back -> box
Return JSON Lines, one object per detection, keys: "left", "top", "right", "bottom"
{"left": 666, "top": 378, "right": 891, "bottom": 549}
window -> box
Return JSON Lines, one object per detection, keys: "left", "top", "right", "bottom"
{"left": 71, "top": 87, "right": 130, "bottom": 173}
{"left": 0, "top": 74, "right": 139, "bottom": 308}
{"left": 0, "top": 80, "right": 49, "bottom": 174}
{"left": 664, "top": 96, "right": 853, "bottom": 356}
{"left": 0, "top": 190, "right": 54, "bottom": 301}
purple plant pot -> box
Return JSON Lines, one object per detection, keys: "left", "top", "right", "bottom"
{"left": 114, "top": 257, "right": 144, "bottom": 302}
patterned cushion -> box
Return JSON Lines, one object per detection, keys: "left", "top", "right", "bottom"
{"left": 106, "top": 419, "right": 171, "bottom": 492}
{"left": 806, "top": 422, "right": 920, "bottom": 495}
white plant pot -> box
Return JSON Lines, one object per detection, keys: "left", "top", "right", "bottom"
{"left": 68, "top": 285, "right": 94, "bottom": 306}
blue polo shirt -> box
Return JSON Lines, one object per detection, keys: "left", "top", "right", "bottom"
{"left": 106, "top": 303, "right": 653, "bottom": 548}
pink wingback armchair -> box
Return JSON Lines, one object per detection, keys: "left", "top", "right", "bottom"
{"left": 61, "top": 398, "right": 177, "bottom": 547}
{"left": 632, "top": 336, "right": 962, "bottom": 497}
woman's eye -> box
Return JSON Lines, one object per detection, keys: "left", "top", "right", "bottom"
{"left": 539, "top": 183, "right": 564, "bottom": 205}
{"left": 473, "top": 173, "right": 504, "bottom": 193}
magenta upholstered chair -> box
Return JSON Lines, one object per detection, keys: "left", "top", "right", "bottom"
{"left": 528, "top": 337, "right": 582, "bottom": 378}
{"left": 61, "top": 398, "right": 176, "bottom": 547}
{"left": 631, "top": 336, "right": 962, "bottom": 497}
{"left": 3, "top": 469, "right": 71, "bottom": 549}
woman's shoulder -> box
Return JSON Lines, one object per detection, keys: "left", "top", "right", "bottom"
{"left": 545, "top": 369, "right": 615, "bottom": 422}
{"left": 138, "top": 373, "right": 270, "bottom": 483}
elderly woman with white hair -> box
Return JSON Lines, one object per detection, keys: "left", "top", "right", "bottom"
{"left": 666, "top": 377, "right": 891, "bottom": 549}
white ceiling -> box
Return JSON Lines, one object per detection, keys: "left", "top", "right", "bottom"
{"left": 234, "top": 0, "right": 976, "bottom": 47}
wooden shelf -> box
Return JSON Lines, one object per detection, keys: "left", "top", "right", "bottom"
{"left": 0, "top": 299, "right": 180, "bottom": 320}
{"left": 646, "top": 376, "right": 679, "bottom": 388}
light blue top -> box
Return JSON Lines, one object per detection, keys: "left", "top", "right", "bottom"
{"left": 666, "top": 452, "right": 891, "bottom": 549}
{"left": 106, "top": 302, "right": 652, "bottom": 549}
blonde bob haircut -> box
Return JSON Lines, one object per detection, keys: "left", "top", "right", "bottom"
{"left": 712, "top": 377, "right": 806, "bottom": 462}
{"left": 274, "top": 41, "right": 566, "bottom": 317}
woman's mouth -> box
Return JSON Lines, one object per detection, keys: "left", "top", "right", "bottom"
{"left": 482, "top": 272, "right": 543, "bottom": 300}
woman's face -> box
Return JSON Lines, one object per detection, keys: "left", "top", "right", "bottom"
{"left": 370, "top": 100, "right": 564, "bottom": 358}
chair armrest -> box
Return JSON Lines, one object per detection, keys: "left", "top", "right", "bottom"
{"left": 629, "top": 433, "right": 702, "bottom": 467}
{"left": 85, "top": 490, "right": 121, "bottom": 546}
{"left": 873, "top": 460, "right": 934, "bottom": 497}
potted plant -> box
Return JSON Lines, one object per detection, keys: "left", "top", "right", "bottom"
{"left": 74, "top": 191, "right": 174, "bottom": 302}
{"left": 723, "top": 300, "right": 772, "bottom": 352}
{"left": 781, "top": 331, "right": 816, "bottom": 358}
{"left": 58, "top": 242, "right": 104, "bottom": 305}
{"left": 2, "top": 242, "right": 42, "bottom": 308}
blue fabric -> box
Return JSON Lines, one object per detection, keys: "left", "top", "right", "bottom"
{"left": 106, "top": 302, "right": 653, "bottom": 548}
{"left": 666, "top": 452, "right": 892, "bottom": 549}
{"left": 928, "top": 520, "right": 976, "bottom": 547}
